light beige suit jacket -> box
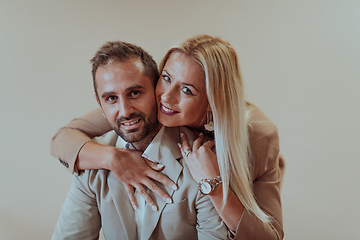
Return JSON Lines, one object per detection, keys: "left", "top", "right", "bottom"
{"left": 51, "top": 105, "right": 284, "bottom": 239}
{"left": 52, "top": 126, "right": 228, "bottom": 240}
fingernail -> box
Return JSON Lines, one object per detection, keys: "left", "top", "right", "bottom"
{"left": 172, "top": 184, "right": 178, "bottom": 190}
{"left": 180, "top": 132, "right": 184, "bottom": 137}
{"left": 157, "top": 163, "right": 164, "bottom": 168}
{"left": 166, "top": 198, "right": 172, "bottom": 204}
{"left": 177, "top": 143, "right": 181, "bottom": 149}
{"left": 199, "top": 132, "right": 203, "bottom": 136}
{"left": 133, "top": 205, "right": 138, "bottom": 210}
{"left": 152, "top": 205, "right": 158, "bottom": 211}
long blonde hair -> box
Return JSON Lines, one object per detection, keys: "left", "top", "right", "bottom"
{"left": 159, "top": 34, "right": 270, "bottom": 223}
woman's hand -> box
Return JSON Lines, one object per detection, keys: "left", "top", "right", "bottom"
{"left": 178, "top": 132, "right": 244, "bottom": 232}
{"left": 108, "top": 147, "right": 177, "bottom": 211}
{"left": 107, "top": 147, "right": 177, "bottom": 210}
{"left": 178, "top": 132, "right": 220, "bottom": 183}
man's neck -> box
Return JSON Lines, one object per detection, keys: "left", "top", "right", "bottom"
{"left": 131, "top": 124, "right": 162, "bottom": 152}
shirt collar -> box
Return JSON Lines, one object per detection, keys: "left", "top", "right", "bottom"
{"left": 115, "top": 126, "right": 166, "bottom": 163}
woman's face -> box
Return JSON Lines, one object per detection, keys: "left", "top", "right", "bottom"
{"left": 156, "top": 52, "right": 209, "bottom": 130}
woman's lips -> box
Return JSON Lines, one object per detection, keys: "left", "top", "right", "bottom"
{"left": 159, "top": 103, "right": 179, "bottom": 116}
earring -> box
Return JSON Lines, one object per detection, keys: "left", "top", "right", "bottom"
{"left": 204, "top": 110, "right": 214, "bottom": 132}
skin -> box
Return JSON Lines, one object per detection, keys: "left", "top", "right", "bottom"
{"left": 95, "top": 59, "right": 159, "bottom": 150}
{"left": 156, "top": 52, "right": 209, "bottom": 131}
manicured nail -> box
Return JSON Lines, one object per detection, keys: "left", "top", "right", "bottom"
{"left": 133, "top": 205, "right": 138, "bottom": 210}
{"left": 157, "top": 163, "right": 164, "bottom": 168}
{"left": 166, "top": 198, "right": 172, "bottom": 204}
{"left": 172, "top": 184, "right": 178, "bottom": 190}
{"left": 152, "top": 205, "right": 158, "bottom": 211}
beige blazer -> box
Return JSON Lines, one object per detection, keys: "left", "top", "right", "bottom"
{"left": 52, "top": 126, "right": 228, "bottom": 240}
{"left": 51, "top": 105, "right": 284, "bottom": 240}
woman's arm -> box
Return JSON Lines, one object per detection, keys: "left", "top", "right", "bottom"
{"left": 51, "top": 108, "right": 177, "bottom": 210}
{"left": 179, "top": 130, "right": 284, "bottom": 240}
{"left": 178, "top": 133, "right": 244, "bottom": 231}
{"left": 51, "top": 108, "right": 112, "bottom": 172}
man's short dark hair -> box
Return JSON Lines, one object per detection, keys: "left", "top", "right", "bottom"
{"left": 91, "top": 41, "right": 159, "bottom": 99}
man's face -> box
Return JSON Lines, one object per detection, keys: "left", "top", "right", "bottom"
{"left": 95, "top": 59, "right": 159, "bottom": 144}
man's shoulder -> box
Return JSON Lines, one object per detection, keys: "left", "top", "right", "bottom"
{"left": 73, "top": 169, "right": 110, "bottom": 193}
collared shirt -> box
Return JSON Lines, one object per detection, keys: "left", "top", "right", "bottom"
{"left": 114, "top": 126, "right": 166, "bottom": 239}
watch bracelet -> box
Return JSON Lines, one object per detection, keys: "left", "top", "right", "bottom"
{"left": 209, "top": 175, "right": 222, "bottom": 188}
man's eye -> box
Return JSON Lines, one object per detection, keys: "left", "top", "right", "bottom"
{"left": 107, "top": 96, "right": 118, "bottom": 102}
{"left": 181, "top": 87, "right": 193, "bottom": 96}
{"left": 130, "top": 91, "right": 141, "bottom": 97}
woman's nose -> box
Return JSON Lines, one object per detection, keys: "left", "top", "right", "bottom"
{"left": 161, "top": 85, "right": 178, "bottom": 104}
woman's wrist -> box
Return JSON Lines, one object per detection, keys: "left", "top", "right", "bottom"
{"left": 77, "top": 141, "right": 116, "bottom": 171}
{"left": 103, "top": 145, "right": 122, "bottom": 171}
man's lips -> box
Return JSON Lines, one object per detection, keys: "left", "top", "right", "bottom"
{"left": 120, "top": 118, "right": 141, "bottom": 129}
{"left": 159, "top": 103, "right": 179, "bottom": 116}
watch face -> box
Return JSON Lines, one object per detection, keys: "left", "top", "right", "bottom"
{"left": 200, "top": 181, "right": 212, "bottom": 194}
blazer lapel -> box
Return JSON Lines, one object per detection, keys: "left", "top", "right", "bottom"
{"left": 141, "top": 127, "right": 183, "bottom": 240}
{"left": 108, "top": 170, "right": 137, "bottom": 239}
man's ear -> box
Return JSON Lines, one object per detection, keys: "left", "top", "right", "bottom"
{"left": 95, "top": 94, "right": 101, "bottom": 106}
{"left": 95, "top": 95, "right": 106, "bottom": 119}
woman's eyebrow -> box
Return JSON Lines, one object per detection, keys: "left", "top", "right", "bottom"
{"left": 162, "top": 70, "right": 171, "bottom": 77}
{"left": 163, "top": 70, "right": 199, "bottom": 91}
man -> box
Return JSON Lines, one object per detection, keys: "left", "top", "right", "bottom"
{"left": 52, "top": 41, "right": 228, "bottom": 240}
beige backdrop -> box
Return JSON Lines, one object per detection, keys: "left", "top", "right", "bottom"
{"left": 1, "top": 0, "right": 359, "bottom": 239}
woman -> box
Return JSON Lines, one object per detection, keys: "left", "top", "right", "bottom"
{"left": 51, "top": 35, "right": 284, "bottom": 239}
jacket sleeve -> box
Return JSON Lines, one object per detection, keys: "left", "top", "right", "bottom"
{"left": 195, "top": 186, "right": 230, "bottom": 239}
{"left": 52, "top": 171, "right": 101, "bottom": 240}
{"left": 231, "top": 126, "right": 284, "bottom": 240}
{"left": 50, "top": 108, "right": 112, "bottom": 173}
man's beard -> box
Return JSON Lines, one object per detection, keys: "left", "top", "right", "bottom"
{"left": 111, "top": 112, "right": 159, "bottom": 143}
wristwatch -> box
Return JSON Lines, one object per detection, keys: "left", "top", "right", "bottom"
{"left": 198, "top": 176, "right": 222, "bottom": 195}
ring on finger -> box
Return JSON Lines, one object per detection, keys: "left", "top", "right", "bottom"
{"left": 184, "top": 149, "right": 192, "bottom": 157}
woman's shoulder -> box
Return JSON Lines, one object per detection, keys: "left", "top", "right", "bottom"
{"left": 247, "top": 105, "right": 280, "bottom": 179}
{"left": 247, "top": 105, "right": 278, "bottom": 140}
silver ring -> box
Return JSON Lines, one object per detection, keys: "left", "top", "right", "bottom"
{"left": 184, "top": 149, "right": 191, "bottom": 157}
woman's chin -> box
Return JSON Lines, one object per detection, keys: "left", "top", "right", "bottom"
{"left": 158, "top": 115, "right": 181, "bottom": 127}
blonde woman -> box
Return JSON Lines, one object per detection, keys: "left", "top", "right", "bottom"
{"left": 51, "top": 35, "right": 284, "bottom": 239}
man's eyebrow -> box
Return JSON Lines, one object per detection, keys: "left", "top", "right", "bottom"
{"left": 101, "top": 85, "right": 145, "bottom": 99}
{"left": 101, "top": 91, "right": 116, "bottom": 99}
{"left": 126, "top": 84, "right": 144, "bottom": 91}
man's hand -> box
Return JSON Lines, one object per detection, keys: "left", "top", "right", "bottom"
{"left": 107, "top": 147, "right": 178, "bottom": 211}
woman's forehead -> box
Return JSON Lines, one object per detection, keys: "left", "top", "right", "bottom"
{"left": 164, "top": 52, "right": 206, "bottom": 87}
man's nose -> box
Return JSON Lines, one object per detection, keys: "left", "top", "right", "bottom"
{"left": 118, "top": 98, "right": 134, "bottom": 118}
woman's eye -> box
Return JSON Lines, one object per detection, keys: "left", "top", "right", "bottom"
{"left": 181, "top": 87, "right": 193, "bottom": 96}
{"left": 162, "top": 74, "right": 171, "bottom": 82}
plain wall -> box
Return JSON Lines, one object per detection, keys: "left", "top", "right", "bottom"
{"left": 1, "top": 0, "right": 359, "bottom": 239}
